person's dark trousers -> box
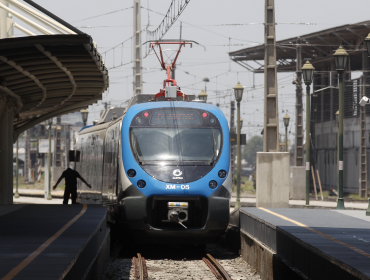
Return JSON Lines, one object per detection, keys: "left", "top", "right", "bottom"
{"left": 63, "top": 185, "right": 77, "bottom": 204}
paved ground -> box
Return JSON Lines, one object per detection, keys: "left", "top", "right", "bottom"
{"left": 12, "top": 189, "right": 369, "bottom": 210}
{"left": 231, "top": 197, "right": 368, "bottom": 210}
{"left": 13, "top": 196, "right": 64, "bottom": 204}
{"left": 15, "top": 189, "right": 64, "bottom": 198}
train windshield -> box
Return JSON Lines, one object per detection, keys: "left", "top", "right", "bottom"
{"left": 130, "top": 128, "right": 222, "bottom": 164}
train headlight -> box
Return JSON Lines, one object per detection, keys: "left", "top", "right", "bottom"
{"left": 136, "top": 117, "right": 143, "bottom": 124}
{"left": 137, "top": 180, "right": 146, "bottom": 188}
{"left": 218, "top": 170, "right": 227, "bottom": 178}
{"left": 209, "top": 180, "right": 217, "bottom": 189}
{"left": 127, "top": 169, "right": 136, "bottom": 178}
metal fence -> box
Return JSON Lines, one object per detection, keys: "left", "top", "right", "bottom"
{"left": 312, "top": 76, "right": 370, "bottom": 194}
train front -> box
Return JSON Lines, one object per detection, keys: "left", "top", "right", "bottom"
{"left": 121, "top": 101, "right": 231, "bottom": 243}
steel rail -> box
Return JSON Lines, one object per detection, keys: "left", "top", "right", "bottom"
{"left": 203, "top": 253, "right": 232, "bottom": 280}
{"left": 133, "top": 253, "right": 148, "bottom": 280}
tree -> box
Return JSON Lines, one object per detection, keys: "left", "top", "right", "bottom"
{"left": 242, "top": 136, "right": 263, "bottom": 166}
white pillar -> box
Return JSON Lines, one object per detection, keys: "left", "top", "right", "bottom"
{"left": 0, "top": 0, "right": 13, "bottom": 39}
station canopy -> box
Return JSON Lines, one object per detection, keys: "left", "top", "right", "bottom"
{"left": 0, "top": 34, "right": 109, "bottom": 138}
{"left": 229, "top": 20, "right": 370, "bottom": 73}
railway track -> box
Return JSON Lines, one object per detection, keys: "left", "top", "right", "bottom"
{"left": 133, "top": 253, "right": 149, "bottom": 280}
{"left": 202, "top": 253, "right": 232, "bottom": 280}
{"left": 102, "top": 245, "right": 261, "bottom": 280}
{"left": 131, "top": 252, "right": 232, "bottom": 280}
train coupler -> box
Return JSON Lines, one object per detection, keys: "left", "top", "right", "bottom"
{"left": 162, "top": 202, "right": 189, "bottom": 229}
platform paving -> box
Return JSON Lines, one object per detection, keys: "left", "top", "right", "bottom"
{"left": 0, "top": 204, "right": 108, "bottom": 279}
{"left": 239, "top": 207, "right": 370, "bottom": 279}
{"left": 230, "top": 197, "right": 368, "bottom": 210}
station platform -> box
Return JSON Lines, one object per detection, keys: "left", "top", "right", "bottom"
{"left": 233, "top": 208, "right": 370, "bottom": 280}
{"left": 0, "top": 204, "right": 109, "bottom": 280}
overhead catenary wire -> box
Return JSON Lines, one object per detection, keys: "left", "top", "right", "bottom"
{"left": 141, "top": 6, "right": 262, "bottom": 44}
{"left": 144, "top": 0, "right": 191, "bottom": 57}
{"left": 72, "top": 6, "right": 133, "bottom": 23}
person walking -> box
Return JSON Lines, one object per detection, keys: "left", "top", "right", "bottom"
{"left": 53, "top": 167, "right": 91, "bottom": 204}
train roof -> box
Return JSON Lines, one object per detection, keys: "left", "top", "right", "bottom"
{"left": 79, "top": 94, "right": 217, "bottom": 132}
{"left": 126, "top": 94, "right": 198, "bottom": 107}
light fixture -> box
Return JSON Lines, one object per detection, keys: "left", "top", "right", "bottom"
{"left": 81, "top": 109, "right": 89, "bottom": 126}
{"left": 333, "top": 46, "right": 349, "bottom": 73}
{"left": 335, "top": 110, "right": 339, "bottom": 125}
{"left": 198, "top": 89, "right": 208, "bottom": 102}
{"left": 283, "top": 114, "right": 290, "bottom": 128}
{"left": 301, "top": 61, "right": 315, "bottom": 85}
{"left": 234, "top": 82, "right": 244, "bottom": 102}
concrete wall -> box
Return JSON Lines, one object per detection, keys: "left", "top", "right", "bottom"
{"left": 256, "top": 152, "right": 290, "bottom": 208}
{"left": 289, "top": 166, "right": 305, "bottom": 200}
{"left": 240, "top": 231, "right": 307, "bottom": 280}
{"left": 314, "top": 117, "right": 368, "bottom": 193}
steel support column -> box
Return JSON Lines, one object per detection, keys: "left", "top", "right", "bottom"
{"left": 133, "top": 0, "right": 142, "bottom": 95}
{"left": 305, "top": 84, "right": 311, "bottom": 207}
{"left": 294, "top": 43, "right": 303, "bottom": 166}
{"left": 359, "top": 50, "right": 369, "bottom": 198}
{"left": 0, "top": 95, "right": 15, "bottom": 204}
{"left": 359, "top": 75, "right": 367, "bottom": 197}
{"left": 337, "top": 72, "right": 345, "bottom": 209}
{"left": 263, "top": 0, "right": 279, "bottom": 152}
{"left": 230, "top": 101, "right": 236, "bottom": 182}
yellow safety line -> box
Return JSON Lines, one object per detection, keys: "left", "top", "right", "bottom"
{"left": 1, "top": 204, "right": 88, "bottom": 280}
{"left": 259, "top": 207, "right": 370, "bottom": 259}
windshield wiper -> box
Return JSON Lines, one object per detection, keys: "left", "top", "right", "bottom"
{"left": 131, "top": 133, "right": 142, "bottom": 165}
{"left": 210, "top": 129, "right": 217, "bottom": 166}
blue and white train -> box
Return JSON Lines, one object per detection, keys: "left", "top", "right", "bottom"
{"left": 75, "top": 95, "right": 231, "bottom": 243}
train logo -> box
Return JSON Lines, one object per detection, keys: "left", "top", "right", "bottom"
{"left": 173, "top": 169, "right": 183, "bottom": 179}
{"left": 173, "top": 169, "right": 182, "bottom": 176}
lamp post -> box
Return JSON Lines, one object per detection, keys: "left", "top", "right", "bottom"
{"left": 365, "top": 33, "right": 370, "bottom": 215}
{"left": 47, "top": 118, "right": 53, "bottom": 200}
{"left": 334, "top": 46, "right": 349, "bottom": 210}
{"left": 302, "top": 61, "right": 315, "bottom": 207}
{"left": 81, "top": 109, "right": 89, "bottom": 127}
{"left": 198, "top": 89, "right": 208, "bottom": 102}
{"left": 336, "top": 110, "right": 339, "bottom": 177}
{"left": 283, "top": 114, "right": 290, "bottom": 152}
{"left": 234, "top": 82, "right": 244, "bottom": 209}
{"left": 14, "top": 138, "right": 19, "bottom": 198}
{"left": 365, "top": 33, "right": 370, "bottom": 57}
{"left": 203, "top": 77, "right": 210, "bottom": 93}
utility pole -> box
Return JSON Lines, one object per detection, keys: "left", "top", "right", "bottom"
{"left": 133, "top": 0, "right": 142, "bottom": 95}
{"left": 294, "top": 41, "right": 303, "bottom": 166}
{"left": 359, "top": 75, "right": 367, "bottom": 198}
{"left": 230, "top": 101, "right": 236, "bottom": 182}
{"left": 263, "top": 0, "right": 279, "bottom": 152}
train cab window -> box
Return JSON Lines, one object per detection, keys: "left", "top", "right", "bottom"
{"left": 130, "top": 128, "right": 222, "bottom": 163}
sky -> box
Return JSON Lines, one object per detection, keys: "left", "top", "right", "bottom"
{"left": 8, "top": 0, "right": 370, "bottom": 145}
